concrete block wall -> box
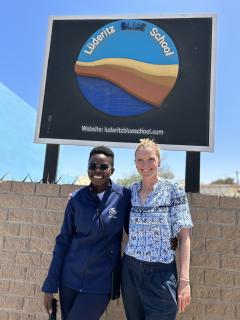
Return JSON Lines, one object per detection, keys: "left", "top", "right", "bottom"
{"left": 0, "top": 181, "right": 76, "bottom": 320}
{"left": 0, "top": 182, "right": 239, "bottom": 320}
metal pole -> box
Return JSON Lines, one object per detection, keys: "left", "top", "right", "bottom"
{"left": 42, "top": 144, "right": 60, "bottom": 183}
{"left": 236, "top": 170, "right": 240, "bottom": 193}
{"left": 185, "top": 151, "right": 200, "bottom": 193}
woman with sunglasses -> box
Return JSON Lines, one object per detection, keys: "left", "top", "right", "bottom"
{"left": 42, "top": 146, "right": 131, "bottom": 320}
{"left": 121, "top": 138, "right": 193, "bottom": 320}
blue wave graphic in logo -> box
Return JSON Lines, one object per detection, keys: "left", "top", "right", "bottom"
{"left": 77, "top": 77, "right": 152, "bottom": 116}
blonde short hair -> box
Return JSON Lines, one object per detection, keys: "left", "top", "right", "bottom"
{"left": 135, "top": 138, "right": 160, "bottom": 160}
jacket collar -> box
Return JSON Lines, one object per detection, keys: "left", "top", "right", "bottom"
{"left": 88, "top": 179, "right": 122, "bottom": 195}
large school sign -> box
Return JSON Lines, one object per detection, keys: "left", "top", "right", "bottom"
{"left": 35, "top": 15, "right": 216, "bottom": 151}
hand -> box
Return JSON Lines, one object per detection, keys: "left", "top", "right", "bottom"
{"left": 171, "top": 237, "right": 178, "bottom": 250}
{"left": 68, "top": 192, "right": 72, "bottom": 201}
{"left": 177, "top": 280, "right": 191, "bottom": 313}
{"left": 43, "top": 293, "right": 53, "bottom": 315}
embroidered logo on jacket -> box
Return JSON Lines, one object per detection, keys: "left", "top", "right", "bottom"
{"left": 108, "top": 208, "right": 117, "bottom": 218}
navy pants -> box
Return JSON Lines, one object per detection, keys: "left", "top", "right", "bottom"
{"left": 59, "top": 283, "right": 110, "bottom": 320}
{"left": 121, "top": 254, "right": 178, "bottom": 320}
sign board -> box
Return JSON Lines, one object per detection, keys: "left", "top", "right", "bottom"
{"left": 35, "top": 14, "right": 216, "bottom": 151}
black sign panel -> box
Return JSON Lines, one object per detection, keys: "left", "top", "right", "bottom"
{"left": 35, "top": 15, "right": 216, "bottom": 151}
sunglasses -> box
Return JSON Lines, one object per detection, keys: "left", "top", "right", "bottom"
{"left": 88, "top": 162, "right": 111, "bottom": 171}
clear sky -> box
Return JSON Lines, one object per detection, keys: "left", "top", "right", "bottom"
{"left": 0, "top": 0, "right": 239, "bottom": 183}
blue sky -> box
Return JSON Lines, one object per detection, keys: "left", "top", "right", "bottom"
{"left": 0, "top": 0, "right": 239, "bottom": 183}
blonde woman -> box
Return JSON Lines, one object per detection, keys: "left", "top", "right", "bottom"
{"left": 121, "top": 139, "right": 193, "bottom": 320}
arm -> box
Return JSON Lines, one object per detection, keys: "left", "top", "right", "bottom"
{"left": 177, "top": 228, "right": 191, "bottom": 313}
{"left": 169, "top": 183, "right": 193, "bottom": 313}
{"left": 42, "top": 199, "right": 76, "bottom": 313}
{"left": 42, "top": 200, "right": 76, "bottom": 292}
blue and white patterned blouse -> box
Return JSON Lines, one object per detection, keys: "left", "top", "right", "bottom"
{"left": 125, "top": 179, "right": 193, "bottom": 263}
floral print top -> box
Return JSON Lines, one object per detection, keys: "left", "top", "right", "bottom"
{"left": 125, "top": 179, "right": 193, "bottom": 263}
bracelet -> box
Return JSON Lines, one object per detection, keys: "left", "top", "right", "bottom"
{"left": 179, "top": 277, "right": 190, "bottom": 282}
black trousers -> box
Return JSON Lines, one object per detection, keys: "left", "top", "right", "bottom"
{"left": 121, "top": 254, "right": 178, "bottom": 320}
{"left": 59, "top": 283, "right": 110, "bottom": 320}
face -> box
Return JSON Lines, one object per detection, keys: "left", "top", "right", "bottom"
{"left": 88, "top": 153, "right": 114, "bottom": 191}
{"left": 135, "top": 147, "right": 160, "bottom": 178}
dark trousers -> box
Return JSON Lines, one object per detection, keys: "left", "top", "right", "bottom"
{"left": 121, "top": 254, "right": 178, "bottom": 320}
{"left": 59, "top": 283, "right": 110, "bottom": 320}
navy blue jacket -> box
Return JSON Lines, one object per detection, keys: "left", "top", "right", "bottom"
{"left": 42, "top": 182, "right": 131, "bottom": 294}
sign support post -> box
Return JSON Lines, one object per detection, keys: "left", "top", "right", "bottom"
{"left": 185, "top": 151, "right": 200, "bottom": 193}
{"left": 42, "top": 144, "right": 60, "bottom": 183}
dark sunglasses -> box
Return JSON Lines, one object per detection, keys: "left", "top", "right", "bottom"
{"left": 88, "top": 162, "right": 111, "bottom": 171}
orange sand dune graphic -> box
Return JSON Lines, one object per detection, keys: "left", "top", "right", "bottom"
{"left": 74, "top": 58, "right": 179, "bottom": 106}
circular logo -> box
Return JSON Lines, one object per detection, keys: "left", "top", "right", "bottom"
{"left": 74, "top": 19, "right": 179, "bottom": 116}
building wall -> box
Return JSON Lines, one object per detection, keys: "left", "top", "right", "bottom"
{"left": 200, "top": 184, "right": 240, "bottom": 197}
{"left": 0, "top": 181, "right": 239, "bottom": 320}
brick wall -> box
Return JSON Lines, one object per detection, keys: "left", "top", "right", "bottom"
{"left": 0, "top": 182, "right": 239, "bottom": 320}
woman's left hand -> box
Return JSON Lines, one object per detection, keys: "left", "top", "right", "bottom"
{"left": 177, "top": 280, "right": 191, "bottom": 313}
